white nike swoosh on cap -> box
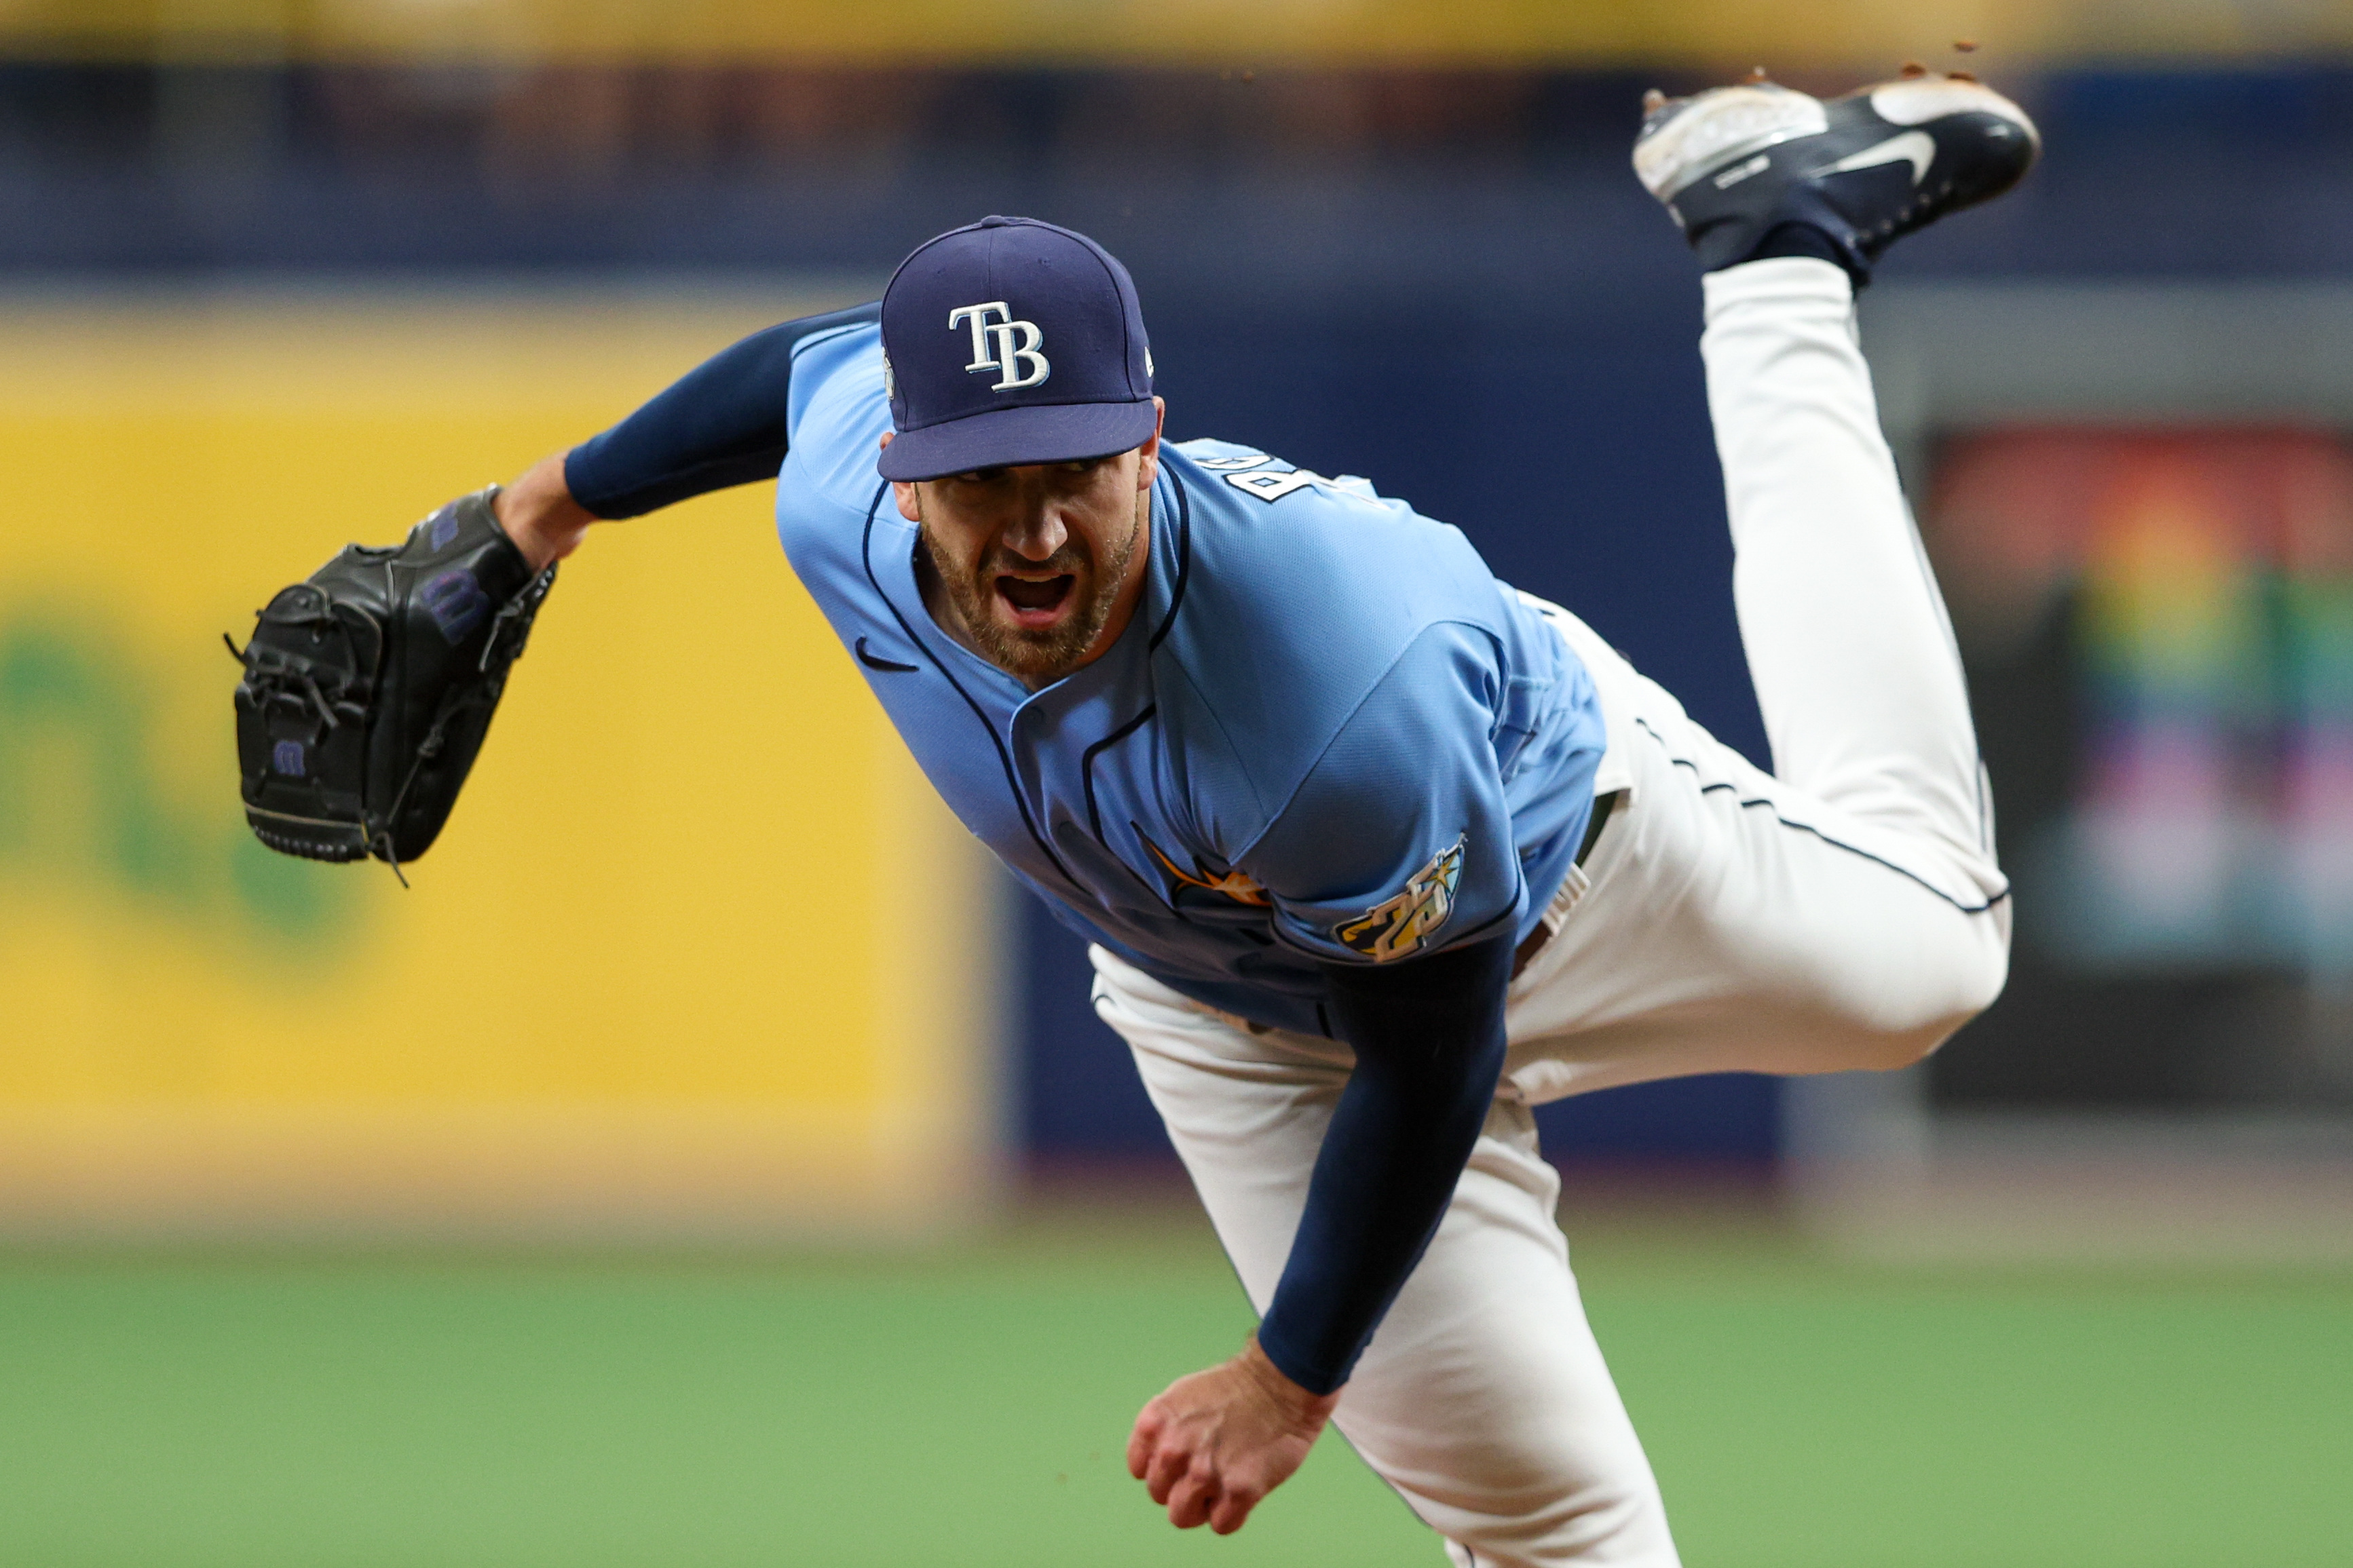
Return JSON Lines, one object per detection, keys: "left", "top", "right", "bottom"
{"left": 1818, "top": 130, "right": 1936, "bottom": 185}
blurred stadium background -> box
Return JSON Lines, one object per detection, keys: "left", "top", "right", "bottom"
{"left": 2, "top": 3, "right": 2349, "bottom": 1564}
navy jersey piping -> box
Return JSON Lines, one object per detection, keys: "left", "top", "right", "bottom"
{"left": 859, "top": 480, "right": 1084, "bottom": 894}
{"left": 1148, "top": 474, "right": 1190, "bottom": 651}
{"left": 1076, "top": 706, "right": 1199, "bottom": 917}
{"left": 1083, "top": 704, "right": 1159, "bottom": 841}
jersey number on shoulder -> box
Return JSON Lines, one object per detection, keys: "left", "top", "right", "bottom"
{"left": 1227, "top": 468, "right": 1322, "bottom": 502}
{"left": 1198, "top": 453, "right": 1366, "bottom": 505}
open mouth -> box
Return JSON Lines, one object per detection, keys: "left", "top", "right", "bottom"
{"left": 994, "top": 573, "right": 1076, "bottom": 628}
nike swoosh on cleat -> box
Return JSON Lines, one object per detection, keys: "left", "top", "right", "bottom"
{"left": 1817, "top": 130, "right": 1935, "bottom": 185}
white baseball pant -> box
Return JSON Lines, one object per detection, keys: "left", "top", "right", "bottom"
{"left": 1091, "top": 257, "right": 2013, "bottom": 1566}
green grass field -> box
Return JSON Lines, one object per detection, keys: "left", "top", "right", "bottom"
{"left": 2, "top": 1203, "right": 2346, "bottom": 1567}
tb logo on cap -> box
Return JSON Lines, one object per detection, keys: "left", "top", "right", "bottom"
{"left": 948, "top": 301, "right": 1051, "bottom": 391}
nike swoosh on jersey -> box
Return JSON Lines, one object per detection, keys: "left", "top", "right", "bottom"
{"left": 855, "top": 636, "right": 920, "bottom": 673}
{"left": 1817, "top": 130, "right": 1935, "bottom": 185}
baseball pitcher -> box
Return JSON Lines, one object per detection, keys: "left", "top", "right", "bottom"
{"left": 236, "top": 71, "right": 2035, "bottom": 1566}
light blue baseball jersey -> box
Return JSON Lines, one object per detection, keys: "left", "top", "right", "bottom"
{"left": 776, "top": 318, "right": 1606, "bottom": 1036}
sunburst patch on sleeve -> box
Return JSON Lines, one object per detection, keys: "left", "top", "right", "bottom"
{"left": 1141, "top": 831, "right": 1270, "bottom": 907}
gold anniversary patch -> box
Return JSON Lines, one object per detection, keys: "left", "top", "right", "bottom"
{"left": 1333, "top": 835, "right": 1465, "bottom": 961}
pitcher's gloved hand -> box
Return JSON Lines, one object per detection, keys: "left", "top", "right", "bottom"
{"left": 229, "top": 488, "right": 557, "bottom": 877}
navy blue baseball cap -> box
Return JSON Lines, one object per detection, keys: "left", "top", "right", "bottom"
{"left": 876, "top": 215, "right": 1156, "bottom": 482}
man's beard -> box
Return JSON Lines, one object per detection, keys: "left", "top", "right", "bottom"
{"left": 922, "top": 499, "right": 1144, "bottom": 685}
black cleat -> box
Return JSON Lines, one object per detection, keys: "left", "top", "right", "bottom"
{"left": 1633, "top": 74, "right": 2039, "bottom": 278}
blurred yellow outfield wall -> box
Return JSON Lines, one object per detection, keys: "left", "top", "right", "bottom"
{"left": 0, "top": 286, "right": 1006, "bottom": 1240}
{"left": 2, "top": 0, "right": 2346, "bottom": 66}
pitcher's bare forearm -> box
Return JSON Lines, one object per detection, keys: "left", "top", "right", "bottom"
{"left": 494, "top": 454, "right": 597, "bottom": 572}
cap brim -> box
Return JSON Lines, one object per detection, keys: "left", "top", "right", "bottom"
{"left": 877, "top": 399, "right": 1159, "bottom": 482}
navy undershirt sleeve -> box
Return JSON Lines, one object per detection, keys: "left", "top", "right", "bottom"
{"left": 1254, "top": 932, "right": 1514, "bottom": 1396}
{"left": 563, "top": 302, "right": 880, "bottom": 519}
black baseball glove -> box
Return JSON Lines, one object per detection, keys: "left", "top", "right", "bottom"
{"left": 229, "top": 488, "right": 557, "bottom": 878}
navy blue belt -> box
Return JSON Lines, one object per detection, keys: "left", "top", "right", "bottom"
{"left": 1511, "top": 788, "right": 1621, "bottom": 980}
